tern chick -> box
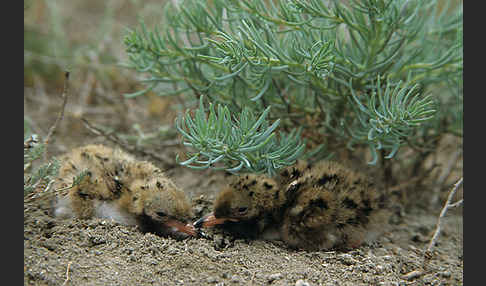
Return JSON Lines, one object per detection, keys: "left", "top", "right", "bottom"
{"left": 53, "top": 144, "right": 196, "bottom": 239}
{"left": 195, "top": 160, "right": 389, "bottom": 250}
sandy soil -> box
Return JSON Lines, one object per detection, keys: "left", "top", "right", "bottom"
{"left": 24, "top": 147, "right": 463, "bottom": 286}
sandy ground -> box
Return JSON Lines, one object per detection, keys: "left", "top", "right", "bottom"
{"left": 24, "top": 150, "right": 463, "bottom": 286}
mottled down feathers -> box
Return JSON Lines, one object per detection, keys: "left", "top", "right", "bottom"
{"left": 195, "top": 160, "right": 390, "bottom": 250}
{"left": 53, "top": 144, "right": 196, "bottom": 239}
{"left": 52, "top": 145, "right": 389, "bottom": 250}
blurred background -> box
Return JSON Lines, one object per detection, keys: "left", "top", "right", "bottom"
{"left": 24, "top": 0, "right": 184, "bottom": 159}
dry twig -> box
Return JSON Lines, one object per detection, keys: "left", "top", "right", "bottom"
{"left": 426, "top": 177, "right": 463, "bottom": 254}
{"left": 81, "top": 118, "right": 176, "bottom": 170}
{"left": 44, "top": 71, "right": 71, "bottom": 161}
{"left": 62, "top": 261, "right": 72, "bottom": 286}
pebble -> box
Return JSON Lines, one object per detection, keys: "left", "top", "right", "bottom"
{"left": 89, "top": 236, "right": 105, "bottom": 245}
{"left": 206, "top": 276, "right": 219, "bottom": 283}
{"left": 422, "top": 274, "right": 434, "bottom": 284}
{"left": 401, "top": 269, "right": 423, "bottom": 280}
{"left": 378, "top": 282, "right": 399, "bottom": 286}
{"left": 40, "top": 240, "right": 58, "bottom": 251}
{"left": 411, "top": 233, "right": 426, "bottom": 243}
{"left": 124, "top": 247, "right": 134, "bottom": 255}
{"left": 295, "top": 280, "right": 311, "bottom": 286}
{"left": 167, "top": 247, "right": 179, "bottom": 255}
{"left": 439, "top": 271, "right": 451, "bottom": 278}
{"left": 382, "top": 255, "right": 393, "bottom": 261}
{"left": 230, "top": 275, "right": 240, "bottom": 283}
{"left": 375, "top": 265, "right": 384, "bottom": 274}
{"left": 267, "top": 273, "right": 282, "bottom": 282}
{"left": 339, "top": 254, "right": 356, "bottom": 266}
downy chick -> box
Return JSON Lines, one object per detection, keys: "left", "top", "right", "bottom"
{"left": 53, "top": 144, "right": 196, "bottom": 239}
{"left": 195, "top": 174, "right": 284, "bottom": 239}
{"left": 195, "top": 160, "right": 389, "bottom": 250}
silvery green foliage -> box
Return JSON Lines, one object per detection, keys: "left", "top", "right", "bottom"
{"left": 176, "top": 96, "right": 305, "bottom": 176}
{"left": 348, "top": 77, "right": 435, "bottom": 164}
{"left": 124, "top": 0, "right": 462, "bottom": 171}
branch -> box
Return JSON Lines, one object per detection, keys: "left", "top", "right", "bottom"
{"left": 44, "top": 71, "right": 70, "bottom": 161}
{"left": 426, "top": 177, "right": 463, "bottom": 254}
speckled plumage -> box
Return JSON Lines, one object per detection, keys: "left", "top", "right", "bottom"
{"left": 195, "top": 160, "right": 390, "bottom": 250}
{"left": 53, "top": 144, "right": 196, "bottom": 239}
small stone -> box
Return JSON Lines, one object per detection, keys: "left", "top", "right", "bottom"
{"left": 88, "top": 235, "right": 106, "bottom": 246}
{"left": 401, "top": 269, "right": 423, "bottom": 280}
{"left": 378, "top": 282, "right": 399, "bottom": 286}
{"left": 382, "top": 255, "right": 393, "bottom": 261}
{"left": 438, "top": 271, "right": 451, "bottom": 278}
{"left": 40, "top": 240, "right": 58, "bottom": 251}
{"left": 339, "top": 254, "right": 356, "bottom": 265}
{"left": 267, "top": 273, "right": 282, "bottom": 282}
{"left": 295, "top": 279, "right": 311, "bottom": 286}
{"left": 411, "top": 233, "right": 426, "bottom": 243}
{"left": 375, "top": 265, "right": 384, "bottom": 274}
{"left": 207, "top": 276, "right": 219, "bottom": 283}
{"left": 124, "top": 247, "right": 134, "bottom": 255}
{"left": 356, "top": 264, "right": 370, "bottom": 273}
{"left": 422, "top": 274, "right": 434, "bottom": 284}
{"left": 167, "top": 246, "right": 178, "bottom": 255}
{"left": 230, "top": 275, "right": 240, "bottom": 283}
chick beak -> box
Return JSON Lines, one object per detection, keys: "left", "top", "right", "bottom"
{"left": 193, "top": 212, "right": 238, "bottom": 228}
{"left": 164, "top": 218, "right": 198, "bottom": 237}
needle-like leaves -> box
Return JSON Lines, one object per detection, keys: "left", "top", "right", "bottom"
{"left": 176, "top": 96, "right": 305, "bottom": 176}
{"left": 123, "top": 0, "right": 461, "bottom": 172}
{"left": 348, "top": 77, "right": 436, "bottom": 164}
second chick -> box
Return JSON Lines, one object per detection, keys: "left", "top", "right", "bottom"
{"left": 195, "top": 160, "right": 389, "bottom": 251}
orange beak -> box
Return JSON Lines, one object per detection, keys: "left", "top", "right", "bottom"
{"left": 164, "top": 218, "right": 198, "bottom": 237}
{"left": 193, "top": 212, "right": 238, "bottom": 228}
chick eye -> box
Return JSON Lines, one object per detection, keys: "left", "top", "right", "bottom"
{"left": 237, "top": 207, "right": 248, "bottom": 215}
{"left": 156, "top": 211, "right": 167, "bottom": 217}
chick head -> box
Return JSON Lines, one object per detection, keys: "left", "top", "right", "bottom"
{"left": 129, "top": 177, "right": 196, "bottom": 238}
{"left": 194, "top": 174, "right": 280, "bottom": 228}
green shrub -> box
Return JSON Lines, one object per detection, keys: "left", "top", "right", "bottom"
{"left": 123, "top": 0, "right": 462, "bottom": 176}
